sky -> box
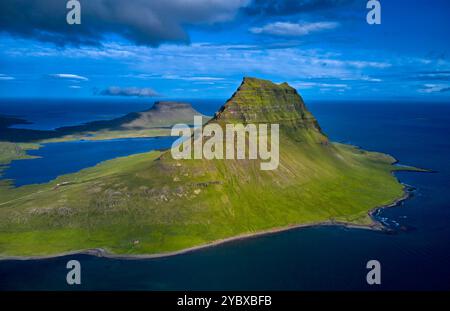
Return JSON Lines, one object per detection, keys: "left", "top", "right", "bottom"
{"left": 0, "top": 0, "right": 450, "bottom": 101}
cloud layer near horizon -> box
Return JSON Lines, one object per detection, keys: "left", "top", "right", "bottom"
{"left": 99, "top": 86, "right": 159, "bottom": 97}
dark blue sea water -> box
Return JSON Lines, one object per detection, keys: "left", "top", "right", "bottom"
{"left": 0, "top": 100, "right": 450, "bottom": 290}
{"left": 2, "top": 137, "right": 177, "bottom": 187}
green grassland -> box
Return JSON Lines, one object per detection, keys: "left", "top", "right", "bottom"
{"left": 0, "top": 142, "right": 40, "bottom": 165}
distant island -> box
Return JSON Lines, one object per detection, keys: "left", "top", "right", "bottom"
{"left": 0, "top": 77, "right": 419, "bottom": 258}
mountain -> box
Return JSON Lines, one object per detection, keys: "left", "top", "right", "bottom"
{"left": 122, "top": 101, "right": 206, "bottom": 129}
{"left": 0, "top": 78, "right": 411, "bottom": 257}
{"left": 211, "top": 77, "right": 327, "bottom": 143}
{"left": 58, "top": 101, "right": 207, "bottom": 132}
{"left": 0, "top": 101, "right": 208, "bottom": 142}
{"left": 215, "top": 77, "right": 322, "bottom": 128}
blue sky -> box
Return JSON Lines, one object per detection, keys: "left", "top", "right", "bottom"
{"left": 1, "top": 0, "right": 450, "bottom": 101}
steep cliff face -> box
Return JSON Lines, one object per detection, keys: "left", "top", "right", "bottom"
{"left": 212, "top": 77, "right": 327, "bottom": 146}
{"left": 215, "top": 77, "right": 323, "bottom": 131}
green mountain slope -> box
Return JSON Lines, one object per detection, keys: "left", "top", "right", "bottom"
{"left": 0, "top": 78, "right": 409, "bottom": 257}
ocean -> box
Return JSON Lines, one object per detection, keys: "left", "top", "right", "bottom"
{"left": 0, "top": 99, "right": 449, "bottom": 290}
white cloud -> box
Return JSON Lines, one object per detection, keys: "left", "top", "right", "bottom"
{"left": 0, "top": 74, "right": 15, "bottom": 80}
{"left": 360, "top": 76, "right": 383, "bottom": 82}
{"left": 311, "top": 58, "right": 391, "bottom": 69}
{"left": 340, "top": 75, "right": 383, "bottom": 82}
{"left": 250, "top": 21, "right": 339, "bottom": 37}
{"left": 51, "top": 74, "right": 89, "bottom": 81}
{"left": 291, "top": 82, "right": 350, "bottom": 90}
{"left": 418, "top": 84, "right": 450, "bottom": 93}
{"left": 161, "top": 75, "right": 225, "bottom": 81}
{"left": 345, "top": 61, "right": 390, "bottom": 69}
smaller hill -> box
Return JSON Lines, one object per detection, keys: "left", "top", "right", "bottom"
{"left": 0, "top": 101, "right": 209, "bottom": 142}
{"left": 122, "top": 101, "right": 207, "bottom": 129}
{"left": 58, "top": 101, "right": 207, "bottom": 132}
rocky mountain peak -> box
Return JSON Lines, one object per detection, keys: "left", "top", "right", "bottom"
{"left": 214, "top": 77, "right": 322, "bottom": 133}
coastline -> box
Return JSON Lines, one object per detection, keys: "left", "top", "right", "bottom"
{"left": 0, "top": 220, "right": 382, "bottom": 262}
{"left": 0, "top": 178, "right": 413, "bottom": 261}
{"left": 0, "top": 148, "right": 429, "bottom": 261}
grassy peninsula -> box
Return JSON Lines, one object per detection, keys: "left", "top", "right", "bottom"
{"left": 0, "top": 78, "right": 412, "bottom": 257}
